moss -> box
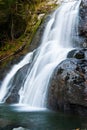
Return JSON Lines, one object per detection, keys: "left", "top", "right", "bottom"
{"left": 0, "top": 0, "right": 59, "bottom": 66}
{"left": 26, "top": 18, "right": 42, "bottom": 47}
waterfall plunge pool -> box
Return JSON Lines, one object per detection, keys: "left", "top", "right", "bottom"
{"left": 0, "top": 104, "right": 87, "bottom": 130}
{"left": 0, "top": 0, "right": 86, "bottom": 130}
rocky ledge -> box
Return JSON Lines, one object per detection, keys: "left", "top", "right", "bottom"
{"left": 48, "top": 49, "right": 87, "bottom": 116}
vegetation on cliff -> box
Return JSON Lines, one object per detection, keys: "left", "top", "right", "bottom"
{"left": 0, "top": 0, "right": 59, "bottom": 62}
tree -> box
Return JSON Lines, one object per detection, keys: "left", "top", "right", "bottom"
{"left": 0, "top": 0, "right": 26, "bottom": 43}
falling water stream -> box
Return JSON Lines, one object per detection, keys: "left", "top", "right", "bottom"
{"left": 0, "top": 0, "right": 81, "bottom": 109}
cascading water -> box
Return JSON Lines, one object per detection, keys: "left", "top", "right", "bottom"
{"left": 0, "top": 0, "right": 81, "bottom": 108}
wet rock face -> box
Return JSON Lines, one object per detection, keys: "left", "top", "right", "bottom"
{"left": 48, "top": 49, "right": 87, "bottom": 116}
{"left": 79, "top": 0, "right": 87, "bottom": 45}
{"left": 6, "top": 63, "right": 30, "bottom": 103}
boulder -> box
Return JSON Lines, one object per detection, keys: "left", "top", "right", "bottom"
{"left": 48, "top": 49, "right": 87, "bottom": 116}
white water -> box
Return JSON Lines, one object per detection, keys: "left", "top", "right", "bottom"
{"left": 0, "top": 0, "right": 81, "bottom": 108}
{"left": 0, "top": 52, "right": 33, "bottom": 102}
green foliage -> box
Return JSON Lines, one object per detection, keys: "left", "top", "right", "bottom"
{"left": 0, "top": 0, "right": 27, "bottom": 45}
{"left": 0, "top": 0, "right": 40, "bottom": 46}
{"left": 0, "top": 0, "right": 58, "bottom": 61}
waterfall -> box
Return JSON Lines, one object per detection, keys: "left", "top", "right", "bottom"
{"left": 0, "top": 0, "right": 81, "bottom": 108}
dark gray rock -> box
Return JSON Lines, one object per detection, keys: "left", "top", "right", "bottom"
{"left": 29, "top": 15, "right": 51, "bottom": 51}
{"left": 67, "top": 48, "right": 87, "bottom": 59}
{"left": 78, "top": 0, "right": 87, "bottom": 47}
{"left": 6, "top": 63, "right": 30, "bottom": 103}
{"left": 48, "top": 49, "right": 87, "bottom": 116}
{"left": 0, "top": 55, "right": 24, "bottom": 82}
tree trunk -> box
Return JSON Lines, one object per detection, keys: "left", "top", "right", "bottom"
{"left": 11, "top": 16, "right": 14, "bottom": 41}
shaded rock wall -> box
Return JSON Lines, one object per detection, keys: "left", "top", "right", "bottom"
{"left": 48, "top": 49, "right": 87, "bottom": 116}
{"left": 6, "top": 63, "right": 30, "bottom": 103}
{"left": 79, "top": 0, "right": 87, "bottom": 47}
